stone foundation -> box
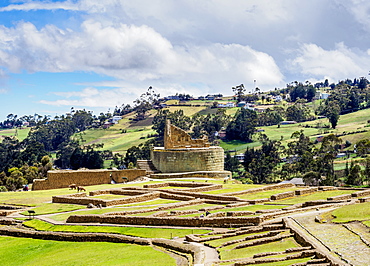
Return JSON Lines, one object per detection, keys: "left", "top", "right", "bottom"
{"left": 32, "top": 169, "right": 147, "bottom": 190}
{"left": 151, "top": 146, "right": 225, "bottom": 173}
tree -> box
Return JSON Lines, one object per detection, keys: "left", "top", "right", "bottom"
{"left": 71, "top": 109, "right": 94, "bottom": 131}
{"left": 134, "top": 86, "right": 160, "bottom": 120}
{"left": 226, "top": 108, "right": 257, "bottom": 142}
{"left": 5, "top": 168, "right": 27, "bottom": 191}
{"left": 224, "top": 152, "right": 240, "bottom": 174}
{"left": 346, "top": 162, "right": 363, "bottom": 186}
{"left": 232, "top": 84, "right": 246, "bottom": 102}
{"left": 302, "top": 171, "right": 321, "bottom": 186}
{"left": 243, "top": 134, "right": 283, "bottom": 183}
{"left": 285, "top": 102, "right": 312, "bottom": 122}
{"left": 322, "top": 101, "right": 340, "bottom": 129}
{"left": 152, "top": 109, "right": 192, "bottom": 141}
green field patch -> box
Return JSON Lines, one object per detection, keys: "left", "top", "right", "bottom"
{"left": 131, "top": 211, "right": 158, "bottom": 216}
{"left": 20, "top": 203, "right": 85, "bottom": 216}
{"left": 331, "top": 202, "right": 370, "bottom": 223}
{"left": 159, "top": 186, "right": 194, "bottom": 190}
{"left": 202, "top": 184, "right": 263, "bottom": 194}
{"left": 117, "top": 199, "right": 179, "bottom": 207}
{"left": 218, "top": 237, "right": 300, "bottom": 260}
{"left": 250, "top": 257, "right": 312, "bottom": 266}
{"left": 277, "top": 190, "right": 358, "bottom": 205}
{"left": 49, "top": 206, "right": 151, "bottom": 222}
{"left": 363, "top": 221, "right": 370, "bottom": 227}
{"left": 238, "top": 188, "right": 298, "bottom": 200}
{"left": 0, "top": 183, "right": 142, "bottom": 206}
{"left": 205, "top": 231, "right": 265, "bottom": 248}
{"left": 223, "top": 204, "right": 288, "bottom": 213}
{"left": 0, "top": 127, "right": 31, "bottom": 141}
{"left": 23, "top": 219, "right": 210, "bottom": 239}
{"left": 170, "top": 204, "right": 221, "bottom": 211}
{"left": 0, "top": 236, "right": 175, "bottom": 266}
{"left": 167, "top": 105, "right": 207, "bottom": 116}
{"left": 90, "top": 194, "right": 129, "bottom": 200}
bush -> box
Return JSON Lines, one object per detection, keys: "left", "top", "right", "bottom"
{"left": 0, "top": 186, "right": 7, "bottom": 192}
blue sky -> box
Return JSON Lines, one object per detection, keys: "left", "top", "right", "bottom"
{"left": 1, "top": 0, "right": 370, "bottom": 120}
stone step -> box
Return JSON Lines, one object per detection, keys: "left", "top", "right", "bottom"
{"left": 137, "top": 160, "right": 161, "bottom": 174}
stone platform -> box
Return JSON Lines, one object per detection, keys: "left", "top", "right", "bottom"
{"left": 149, "top": 170, "right": 231, "bottom": 179}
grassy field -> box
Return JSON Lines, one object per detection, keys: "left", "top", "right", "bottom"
{"left": 0, "top": 183, "right": 138, "bottom": 206}
{"left": 23, "top": 219, "right": 210, "bottom": 239}
{"left": 330, "top": 202, "right": 370, "bottom": 223}
{"left": 202, "top": 184, "right": 262, "bottom": 194}
{"left": 0, "top": 127, "right": 30, "bottom": 141}
{"left": 20, "top": 203, "right": 85, "bottom": 216}
{"left": 238, "top": 188, "right": 298, "bottom": 200}
{"left": 0, "top": 236, "right": 175, "bottom": 266}
{"left": 276, "top": 190, "right": 358, "bottom": 205}
{"left": 218, "top": 237, "right": 300, "bottom": 260}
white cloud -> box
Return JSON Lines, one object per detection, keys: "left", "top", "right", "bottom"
{"left": 39, "top": 86, "right": 137, "bottom": 108}
{"left": 0, "top": 0, "right": 79, "bottom": 12}
{"left": 342, "top": 0, "right": 370, "bottom": 32}
{"left": 0, "top": 19, "right": 284, "bottom": 96}
{"left": 289, "top": 43, "right": 370, "bottom": 81}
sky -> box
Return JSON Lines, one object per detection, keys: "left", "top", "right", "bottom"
{"left": 1, "top": 0, "right": 370, "bottom": 120}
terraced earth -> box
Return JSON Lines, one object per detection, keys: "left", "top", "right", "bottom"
{"left": 0, "top": 178, "right": 369, "bottom": 265}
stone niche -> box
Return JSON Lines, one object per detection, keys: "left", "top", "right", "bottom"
{"left": 151, "top": 120, "right": 226, "bottom": 173}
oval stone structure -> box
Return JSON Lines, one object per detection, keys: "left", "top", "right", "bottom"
{"left": 151, "top": 146, "right": 224, "bottom": 173}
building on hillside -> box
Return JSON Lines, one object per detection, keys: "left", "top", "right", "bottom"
{"left": 111, "top": 116, "right": 122, "bottom": 123}
{"left": 237, "top": 101, "right": 246, "bottom": 107}
{"left": 280, "top": 121, "right": 297, "bottom": 125}
{"left": 217, "top": 102, "right": 236, "bottom": 108}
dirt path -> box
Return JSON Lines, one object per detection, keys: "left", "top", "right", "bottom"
{"left": 293, "top": 212, "right": 370, "bottom": 266}
{"left": 173, "top": 237, "right": 219, "bottom": 266}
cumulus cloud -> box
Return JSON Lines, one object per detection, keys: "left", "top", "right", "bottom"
{"left": 0, "top": 0, "right": 79, "bottom": 12}
{"left": 289, "top": 43, "right": 370, "bottom": 81}
{"left": 342, "top": 0, "right": 370, "bottom": 32}
{"left": 39, "top": 86, "right": 137, "bottom": 108}
{"left": 0, "top": 19, "right": 284, "bottom": 94}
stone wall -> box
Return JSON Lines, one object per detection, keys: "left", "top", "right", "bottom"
{"left": 150, "top": 171, "right": 231, "bottom": 179}
{"left": 32, "top": 169, "right": 147, "bottom": 190}
{"left": 164, "top": 120, "right": 209, "bottom": 149}
{"left": 222, "top": 183, "right": 295, "bottom": 196}
{"left": 270, "top": 191, "right": 296, "bottom": 200}
{"left": 295, "top": 187, "right": 318, "bottom": 196}
{"left": 352, "top": 189, "right": 370, "bottom": 198}
{"left": 66, "top": 214, "right": 264, "bottom": 227}
{"left": 52, "top": 191, "right": 160, "bottom": 207}
{"left": 151, "top": 146, "right": 225, "bottom": 173}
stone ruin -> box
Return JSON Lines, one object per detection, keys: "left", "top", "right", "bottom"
{"left": 150, "top": 120, "right": 231, "bottom": 177}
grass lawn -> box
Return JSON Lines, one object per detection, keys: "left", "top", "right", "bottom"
{"left": 0, "top": 236, "right": 175, "bottom": 266}
{"left": 170, "top": 204, "right": 221, "bottom": 211}
{"left": 218, "top": 237, "right": 300, "bottom": 260}
{"left": 91, "top": 194, "right": 129, "bottom": 200}
{"left": 363, "top": 221, "right": 370, "bottom": 227}
{"left": 202, "top": 184, "right": 262, "bottom": 194}
{"left": 219, "top": 139, "right": 258, "bottom": 152}
{"left": 276, "top": 190, "right": 358, "bottom": 205}
{"left": 223, "top": 204, "right": 288, "bottom": 213}
{"left": 117, "top": 199, "right": 179, "bottom": 207}
{"left": 250, "top": 258, "right": 312, "bottom": 266}
{"left": 23, "top": 219, "right": 210, "bottom": 239}
{"left": 49, "top": 206, "right": 152, "bottom": 221}
{"left": 0, "top": 183, "right": 150, "bottom": 207}
{"left": 238, "top": 188, "right": 298, "bottom": 200}
{"left": 205, "top": 231, "right": 266, "bottom": 248}
{"left": 20, "top": 203, "right": 85, "bottom": 216}
{"left": 331, "top": 202, "right": 370, "bottom": 223}
{"left": 0, "top": 127, "right": 31, "bottom": 141}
